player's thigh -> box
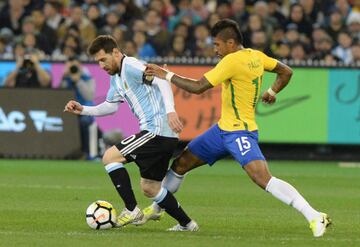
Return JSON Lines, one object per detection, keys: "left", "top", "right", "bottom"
{"left": 243, "top": 160, "right": 272, "bottom": 189}
{"left": 135, "top": 135, "right": 178, "bottom": 181}
{"left": 171, "top": 148, "right": 206, "bottom": 175}
{"left": 103, "top": 131, "right": 156, "bottom": 165}
{"left": 224, "top": 130, "right": 266, "bottom": 167}
{"left": 187, "top": 124, "right": 228, "bottom": 166}
{"left": 102, "top": 145, "right": 126, "bottom": 165}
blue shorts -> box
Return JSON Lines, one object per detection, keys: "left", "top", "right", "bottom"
{"left": 188, "top": 124, "right": 265, "bottom": 166}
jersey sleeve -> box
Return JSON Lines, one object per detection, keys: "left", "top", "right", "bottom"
{"left": 123, "top": 57, "right": 150, "bottom": 84}
{"left": 257, "top": 51, "right": 278, "bottom": 71}
{"left": 204, "top": 55, "right": 236, "bottom": 86}
{"left": 152, "top": 77, "right": 175, "bottom": 113}
{"left": 106, "top": 77, "right": 124, "bottom": 103}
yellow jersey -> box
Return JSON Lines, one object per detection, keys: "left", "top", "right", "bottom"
{"left": 204, "top": 48, "right": 278, "bottom": 131}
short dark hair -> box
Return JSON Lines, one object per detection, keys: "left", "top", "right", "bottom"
{"left": 210, "top": 19, "right": 243, "bottom": 45}
{"left": 87, "top": 35, "right": 119, "bottom": 56}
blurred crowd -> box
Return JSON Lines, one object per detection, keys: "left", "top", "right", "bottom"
{"left": 0, "top": 0, "right": 359, "bottom": 64}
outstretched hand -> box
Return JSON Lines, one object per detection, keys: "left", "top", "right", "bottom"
{"left": 261, "top": 91, "right": 276, "bottom": 104}
{"left": 167, "top": 112, "right": 183, "bottom": 134}
{"left": 64, "top": 100, "right": 83, "bottom": 115}
{"left": 145, "top": 64, "right": 169, "bottom": 80}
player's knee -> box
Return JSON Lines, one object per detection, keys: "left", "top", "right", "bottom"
{"left": 102, "top": 150, "right": 112, "bottom": 165}
{"left": 171, "top": 157, "right": 189, "bottom": 175}
{"left": 102, "top": 149, "right": 118, "bottom": 166}
{"left": 141, "top": 184, "right": 158, "bottom": 198}
{"left": 102, "top": 147, "right": 125, "bottom": 166}
{"left": 249, "top": 172, "right": 271, "bottom": 189}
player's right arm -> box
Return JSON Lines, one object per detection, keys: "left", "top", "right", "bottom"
{"left": 259, "top": 51, "right": 293, "bottom": 104}
{"left": 261, "top": 62, "right": 293, "bottom": 104}
{"left": 145, "top": 64, "right": 213, "bottom": 94}
{"left": 64, "top": 100, "right": 119, "bottom": 116}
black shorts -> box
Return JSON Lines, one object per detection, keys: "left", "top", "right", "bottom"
{"left": 115, "top": 131, "right": 178, "bottom": 181}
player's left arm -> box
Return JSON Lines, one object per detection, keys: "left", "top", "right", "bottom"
{"left": 145, "top": 64, "right": 213, "bottom": 94}
{"left": 262, "top": 61, "right": 293, "bottom": 104}
{"left": 152, "top": 77, "right": 183, "bottom": 133}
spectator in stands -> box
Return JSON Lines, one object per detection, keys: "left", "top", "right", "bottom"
{"left": 31, "top": 9, "right": 57, "bottom": 55}
{"left": 172, "top": 22, "right": 190, "bottom": 40}
{"left": 286, "top": 3, "right": 313, "bottom": 37}
{"left": 299, "top": 0, "right": 324, "bottom": 24}
{"left": 13, "top": 41, "right": 25, "bottom": 58}
{"left": 100, "top": 11, "right": 121, "bottom": 35}
{"left": 52, "top": 34, "right": 83, "bottom": 60}
{"left": 111, "top": 27, "right": 126, "bottom": 50}
{"left": 273, "top": 40, "right": 291, "bottom": 59}
{"left": 207, "top": 12, "right": 220, "bottom": 29}
{"left": 0, "top": 37, "right": 13, "bottom": 59}
{"left": 323, "top": 54, "right": 341, "bottom": 66}
{"left": 346, "top": 12, "right": 360, "bottom": 41}
{"left": 145, "top": 9, "right": 171, "bottom": 56}
{"left": 131, "top": 19, "right": 147, "bottom": 33}
{"left": 22, "top": 33, "right": 45, "bottom": 59}
{"left": 190, "top": 0, "right": 209, "bottom": 21}
{"left": 133, "top": 31, "right": 157, "bottom": 59}
{"left": 17, "top": 16, "right": 46, "bottom": 58}
{"left": 311, "top": 26, "right": 329, "bottom": 53}
{"left": 333, "top": 0, "right": 351, "bottom": 19}
{"left": 0, "top": 28, "right": 14, "bottom": 59}
{"left": 4, "top": 51, "right": 51, "bottom": 88}
{"left": 332, "top": 31, "right": 353, "bottom": 64}
{"left": 123, "top": 40, "right": 138, "bottom": 57}
{"left": 149, "top": 0, "right": 176, "bottom": 21}
{"left": 268, "top": 0, "right": 287, "bottom": 29}
{"left": 253, "top": 1, "right": 278, "bottom": 33}
{"left": 0, "top": 0, "right": 26, "bottom": 35}
{"left": 251, "top": 30, "right": 273, "bottom": 55}
{"left": 216, "top": 2, "right": 232, "bottom": 19}
{"left": 191, "top": 23, "right": 213, "bottom": 57}
{"left": 290, "top": 42, "right": 307, "bottom": 61}
{"left": 167, "top": 35, "right": 191, "bottom": 57}
{"left": 43, "top": 1, "right": 65, "bottom": 30}
{"left": 284, "top": 24, "right": 301, "bottom": 45}
{"left": 86, "top": 4, "right": 105, "bottom": 31}
{"left": 243, "top": 14, "right": 266, "bottom": 47}
{"left": 230, "top": 0, "right": 249, "bottom": 31}
{"left": 325, "top": 10, "right": 345, "bottom": 42}
{"left": 270, "top": 26, "right": 285, "bottom": 54}
{"left": 312, "top": 36, "right": 334, "bottom": 60}
{"left": 350, "top": 42, "right": 360, "bottom": 63}
{"left": 58, "top": 4, "right": 96, "bottom": 50}
{"left": 168, "top": 0, "right": 202, "bottom": 31}
{"left": 60, "top": 57, "right": 95, "bottom": 158}
{"left": 115, "top": 0, "right": 143, "bottom": 25}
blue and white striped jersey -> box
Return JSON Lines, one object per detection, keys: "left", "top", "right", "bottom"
{"left": 106, "top": 56, "right": 177, "bottom": 138}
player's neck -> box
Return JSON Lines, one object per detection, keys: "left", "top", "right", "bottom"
{"left": 117, "top": 54, "right": 125, "bottom": 75}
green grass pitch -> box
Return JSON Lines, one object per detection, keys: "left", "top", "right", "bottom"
{"left": 0, "top": 159, "right": 359, "bottom": 247}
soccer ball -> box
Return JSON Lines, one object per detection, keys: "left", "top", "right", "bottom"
{"left": 86, "top": 200, "right": 117, "bottom": 230}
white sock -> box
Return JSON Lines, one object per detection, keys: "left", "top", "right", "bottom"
{"left": 266, "top": 177, "right": 321, "bottom": 222}
{"left": 162, "top": 169, "right": 185, "bottom": 193}
{"left": 150, "top": 169, "right": 185, "bottom": 212}
{"left": 151, "top": 188, "right": 167, "bottom": 213}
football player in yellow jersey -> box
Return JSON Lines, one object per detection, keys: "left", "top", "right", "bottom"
{"left": 143, "top": 19, "right": 331, "bottom": 236}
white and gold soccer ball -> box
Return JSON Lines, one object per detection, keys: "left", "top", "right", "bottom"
{"left": 86, "top": 200, "right": 117, "bottom": 230}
